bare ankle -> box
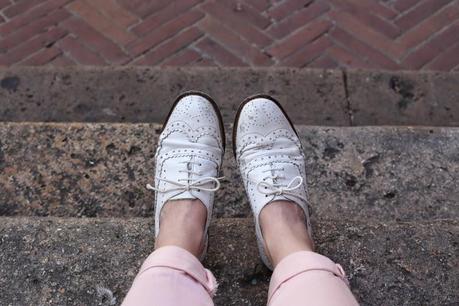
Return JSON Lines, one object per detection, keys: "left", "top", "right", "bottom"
{"left": 260, "top": 201, "right": 314, "bottom": 267}
{"left": 155, "top": 199, "right": 207, "bottom": 257}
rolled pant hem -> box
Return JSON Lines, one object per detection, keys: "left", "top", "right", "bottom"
{"left": 268, "top": 251, "right": 349, "bottom": 303}
{"left": 136, "top": 246, "right": 217, "bottom": 297}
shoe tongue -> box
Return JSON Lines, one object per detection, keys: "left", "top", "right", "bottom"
{"left": 161, "top": 154, "right": 218, "bottom": 206}
{"left": 160, "top": 155, "right": 196, "bottom": 201}
{"left": 252, "top": 162, "right": 303, "bottom": 206}
{"left": 168, "top": 191, "right": 196, "bottom": 201}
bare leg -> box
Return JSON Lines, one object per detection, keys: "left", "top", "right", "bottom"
{"left": 155, "top": 199, "right": 207, "bottom": 258}
{"left": 260, "top": 200, "right": 314, "bottom": 268}
{"left": 123, "top": 199, "right": 216, "bottom": 306}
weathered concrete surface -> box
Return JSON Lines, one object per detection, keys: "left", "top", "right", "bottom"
{"left": 0, "top": 217, "right": 457, "bottom": 306}
{"left": 1, "top": 123, "right": 457, "bottom": 221}
{"left": 348, "top": 70, "right": 459, "bottom": 126}
{"left": 0, "top": 67, "right": 349, "bottom": 125}
{"left": 1, "top": 67, "right": 458, "bottom": 126}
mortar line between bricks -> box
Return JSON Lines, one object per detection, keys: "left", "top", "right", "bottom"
{"left": 16, "top": 44, "right": 62, "bottom": 66}
{"left": 56, "top": 33, "right": 79, "bottom": 65}
{"left": 67, "top": 31, "right": 110, "bottom": 65}
{"left": 392, "top": 0, "right": 432, "bottom": 22}
{"left": 397, "top": 2, "right": 459, "bottom": 59}
{"left": 421, "top": 40, "right": 459, "bottom": 70}
{"left": 124, "top": 24, "right": 205, "bottom": 65}
{"left": 390, "top": 0, "right": 432, "bottom": 40}
{"left": 193, "top": 18, "right": 253, "bottom": 66}
{"left": 341, "top": 69, "right": 353, "bottom": 126}
{"left": 399, "top": 23, "right": 451, "bottom": 63}
{"left": 130, "top": 11, "right": 206, "bottom": 60}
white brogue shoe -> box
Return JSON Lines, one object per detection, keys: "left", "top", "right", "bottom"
{"left": 233, "top": 95, "right": 312, "bottom": 270}
{"left": 147, "top": 92, "right": 225, "bottom": 260}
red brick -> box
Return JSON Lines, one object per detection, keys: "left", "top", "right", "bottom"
{"left": 128, "top": 10, "right": 204, "bottom": 57}
{"left": 89, "top": 0, "right": 138, "bottom": 28}
{"left": 50, "top": 54, "right": 76, "bottom": 66}
{"left": 243, "top": 0, "right": 271, "bottom": 12}
{"left": 118, "top": 0, "right": 170, "bottom": 18}
{"left": 328, "top": 10, "right": 406, "bottom": 59}
{"left": 267, "top": 19, "right": 331, "bottom": 59}
{"left": 268, "top": 1, "right": 330, "bottom": 39}
{"left": 195, "top": 37, "right": 247, "bottom": 66}
{"left": 327, "top": 45, "right": 374, "bottom": 69}
{"left": 131, "top": 0, "right": 202, "bottom": 36}
{"left": 0, "top": 0, "right": 454, "bottom": 70}
{"left": 399, "top": 3, "right": 459, "bottom": 49}
{"left": 328, "top": 0, "right": 401, "bottom": 38}
{"left": 0, "top": 0, "right": 71, "bottom": 36}
{"left": 161, "top": 49, "right": 201, "bottom": 66}
{"left": 201, "top": 1, "right": 272, "bottom": 48}
{"left": 0, "top": 0, "right": 10, "bottom": 10}
{"left": 67, "top": 0, "right": 137, "bottom": 46}
{"left": 343, "top": 0, "right": 398, "bottom": 20}
{"left": 354, "top": 12, "right": 402, "bottom": 38}
{"left": 20, "top": 46, "right": 62, "bottom": 65}
{"left": 220, "top": 0, "right": 271, "bottom": 29}
{"left": 138, "top": 27, "right": 203, "bottom": 65}
{"left": 3, "top": 0, "right": 42, "bottom": 18}
{"left": 268, "top": 0, "right": 313, "bottom": 21}
{"left": 395, "top": 0, "right": 453, "bottom": 31}
{"left": 57, "top": 35, "right": 107, "bottom": 65}
{"left": 60, "top": 17, "right": 129, "bottom": 64}
{"left": 0, "top": 9, "right": 69, "bottom": 52}
{"left": 0, "top": 27, "right": 67, "bottom": 65}
{"left": 402, "top": 24, "right": 459, "bottom": 68}
{"left": 199, "top": 16, "right": 272, "bottom": 66}
{"left": 308, "top": 54, "right": 339, "bottom": 69}
{"left": 393, "top": 0, "right": 420, "bottom": 12}
{"left": 425, "top": 43, "right": 459, "bottom": 71}
{"left": 329, "top": 27, "right": 400, "bottom": 70}
{"left": 279, "top": 35, "right": 332, "bottom": 67}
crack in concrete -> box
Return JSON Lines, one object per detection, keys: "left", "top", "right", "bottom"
{"left": 341, "top": 69, "right": 353, "bottom": 126}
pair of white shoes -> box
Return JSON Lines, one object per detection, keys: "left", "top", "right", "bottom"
{"left": 148, "top": 92, "right": 312, "bottom": 270}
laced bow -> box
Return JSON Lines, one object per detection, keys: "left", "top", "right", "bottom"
{"left": 254, "top": 168, "right": 306, "bottom": 202}
{"left": 146, "top": 161, "right": 223, "bottom": 193}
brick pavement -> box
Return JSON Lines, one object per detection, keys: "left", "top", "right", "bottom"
{"left": 0, "top": 0, "right": 458, "bottom": 70}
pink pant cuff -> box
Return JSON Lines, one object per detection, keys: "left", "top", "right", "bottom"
{"left": 137, "top": 246, "right": 217, "bottom": 296}
{"left": 268, "top": 251, "right": 348, "bottom": 302}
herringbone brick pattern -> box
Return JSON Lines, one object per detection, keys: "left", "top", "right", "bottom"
{"left": 0, "top": 0, "right": 458, "bottom": 70}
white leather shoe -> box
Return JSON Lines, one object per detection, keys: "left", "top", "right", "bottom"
{"left": 147, "top": 91, "right": 225, "bottom": 260}
{"left": 233, "top": 95, "right": 312, "bottom": 269}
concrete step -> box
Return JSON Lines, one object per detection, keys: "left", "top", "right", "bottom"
{"left": 0, "top": 217, "right": 457, "bottom": 306}
{"left": 1, "top": 67, "right": 458, "bottom": 126}
{"left": 1, "top": 123, "right": 457, "bottom": 221}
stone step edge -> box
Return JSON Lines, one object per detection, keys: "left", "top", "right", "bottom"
{"left": 3, "top": 121, "right": 459, "bottom": 129}
{"left": 1, "top": 66, "right": 458, "bottom": 126}
{"left": 1, "top": 216, "right": 457, "bottom": 305}
{"left": 1, "top": 216, "right": 457, "bottom": 225}
{"left": 2, "top": 122, "right": 457, "bottom": 220}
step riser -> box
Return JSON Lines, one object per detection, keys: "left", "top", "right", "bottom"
{"left": 1, "top": 123, "right": 457, "bottom": 220}
{"left": 0, "top": 217, "right": 457, "bottom": 306}
{"left": 1, "top": 67, "right": 458, "bottom": 126}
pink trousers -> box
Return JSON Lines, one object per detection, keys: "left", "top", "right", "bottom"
{"left": 122, "top": 246, "right": 359, "bottom": 306}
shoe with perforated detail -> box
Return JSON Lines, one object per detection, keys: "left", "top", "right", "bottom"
{"left": 233, "top": 94, "right": 312, "bottom": 270}
{"left": 147, "top": 91, "right": 225, "bottom": 260}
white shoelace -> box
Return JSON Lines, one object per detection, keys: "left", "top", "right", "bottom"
{"left": 254, "top": 168, "right": 306, "bottom": 202}
{"left": 146, "top": 161, "right": 223, "bottom": 193}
